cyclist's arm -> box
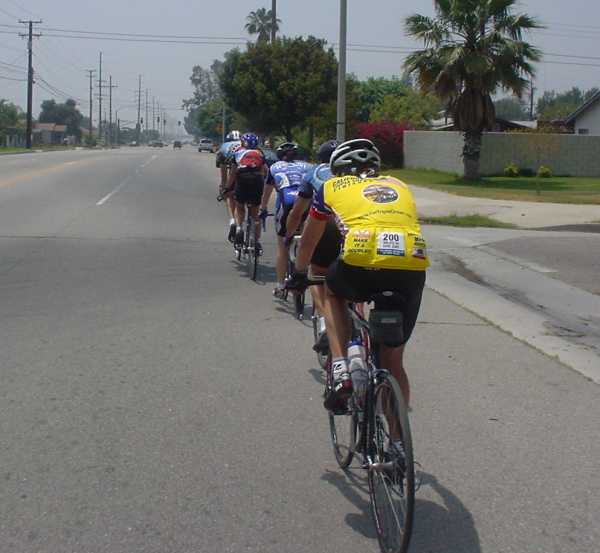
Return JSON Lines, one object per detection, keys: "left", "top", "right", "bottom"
{"left": 285, "top": 196, "right": 311, "bottom": 239}
{"left": 295, "top": 214, "right": 327, "bottom": 272}
{"left": 260, "top": 183, "right": 275, "bottom": 211}
{"left": 226, "top": 164, "right": 238, "bottom": 190}
{"left": 220, "top": 165, "right": 228, "bottom": 188}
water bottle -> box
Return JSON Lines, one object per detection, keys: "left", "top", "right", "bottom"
{"left": 348, "top": 339, "right": 368, "bottom": 408}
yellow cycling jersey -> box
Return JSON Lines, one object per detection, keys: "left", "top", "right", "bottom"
{"left": 311, "top": 174, "right": 428, "bottom": 271}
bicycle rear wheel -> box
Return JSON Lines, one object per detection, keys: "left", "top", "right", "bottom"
{"left": 326, "top": 362, "right": 358, "bottom": 469}
{"left": 368, "top": 373, "right": 415, "bottom": 553}
{"left": 246, "top": 220, "right": 258, "bottom": 281}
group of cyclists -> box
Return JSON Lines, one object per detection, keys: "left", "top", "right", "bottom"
{"left": 216, "top": 129, "right": 429, "bottom": 421}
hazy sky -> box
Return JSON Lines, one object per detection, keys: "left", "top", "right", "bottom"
{"left": 1, "top": 0, "right": 598, "bottom": 126}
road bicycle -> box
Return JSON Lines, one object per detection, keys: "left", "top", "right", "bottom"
{"left": 283, "top": 235, "right": 307, "bottom": 320}
{"left": 217, "top": 188, "right": 262, "bottom": 281}
{"left": 303, "top": 278, "right": 415, "bottom": 553}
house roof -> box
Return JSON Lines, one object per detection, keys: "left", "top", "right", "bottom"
{"left": 565, "top": 90, "right": 600, "bottom": 124}
{"left": 34, "top": 123, "right": 67, "bottom": 132}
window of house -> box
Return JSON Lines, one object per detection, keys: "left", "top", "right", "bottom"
{"left": 578, "top": 128, "right": 589, "bottom": 135}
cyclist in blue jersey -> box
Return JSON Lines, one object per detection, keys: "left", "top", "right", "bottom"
{"left": 284, "top": 140, "right": 342, "bottom": 352}
{"left": 216, "top": 131, "right": 242, "bottom": 242}
{"left": 259, "top": 142, "right": 313, "bottom": 297}
{"left": 226, "top": 133, "right": 268, "bottom": 253}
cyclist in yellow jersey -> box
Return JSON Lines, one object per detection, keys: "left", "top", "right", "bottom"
{"left": 287, "top": 139, "right": 428, "bottom": 410}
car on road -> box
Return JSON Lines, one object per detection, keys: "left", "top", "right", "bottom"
{"left": 198, "top": 138, "right": 215, "bottom": 153}
{"left": 150, "top": 141, "right": 164, "bottom": 148}
{"left": 173, "top": 140, "right": 182, "bottom": 149}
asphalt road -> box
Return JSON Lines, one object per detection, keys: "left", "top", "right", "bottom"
{"left": 1, "top": 147, "right": 598, "bottom": 553}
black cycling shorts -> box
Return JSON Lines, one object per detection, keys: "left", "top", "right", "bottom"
{"left": 326, "top": 260, "right": 426, "bottom": 345}
{"left": 311, "top": 219, "right": 342, "bottom": 268}
{"left": 234, "top": 173, "right": 264, "bottom": 206}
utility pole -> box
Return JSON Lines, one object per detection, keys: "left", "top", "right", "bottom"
{"left": 86, "top": 69, "right": 96, "bottom": 142}
{"left": 98, "top": 52, "right": 104, "bottom": 141}
{"left": 136, "top": 75, "right": 142, "bottom": 142}
{"left": 336, "top": 0, "right": 348, "bottom": 142}
{"left": 145, "top": 89, "right": 149, "bottom": 144}
{"left": 529, "top": 80, "right": 536, "bottom": 121}
{"left": 222, "top": 103, "right": 226, "bottom": 143}
{"left": 152, "top": 96, "right": 156, "bottom": 134}
{"left": 107, "top": 76, "right": 117, "bottom": 146}
{"left": 19, "top": 20, "right": 42, "bottom": 149}
{"left": 271, "top": 0, "right": 277, "bottom": 43}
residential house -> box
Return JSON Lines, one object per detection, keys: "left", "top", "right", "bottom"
{"left": 33, "top": 122, "right": 67, "bottom": 145}
{"left": 565, "top": 90, "right": 600, "bottom": 135}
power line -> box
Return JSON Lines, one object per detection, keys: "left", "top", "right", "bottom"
{"left": 0, "top": 74, "right": 26, "bottom": 81}
{"left": 0, "top": 6, "right": 19, "bottom": 19}
{"left": 5, "top": 0, "right": 40, "bottom": 19}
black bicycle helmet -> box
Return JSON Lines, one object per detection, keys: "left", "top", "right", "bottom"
{"left": 276, "top": 142, "right": 299, "bottom": 160}
{"left": 316, "top": 139, "right": 339, "bottom": 163}
{"left": 330, "top": 139, "right": 381, "bottom": 176}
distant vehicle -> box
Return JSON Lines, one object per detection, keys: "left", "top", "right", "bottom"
{"left": 129, "top": 141, "right": 139, "bottom": 147}
{"left": 173, "top": 140, "right": 182, "bottom": 149}
{"left": 150, "top": 141, "right": 164, "bottom": 148}
{"left": 198, "top": 138, "right": 215, "bottom": 153}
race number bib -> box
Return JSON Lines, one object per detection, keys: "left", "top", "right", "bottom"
{"left": 376, "top": 230, "right": 405, "bottom": 257}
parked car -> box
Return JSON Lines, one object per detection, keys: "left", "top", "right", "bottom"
{"left": 150, "top": 141, "right": 164, "bottom": 148}
{"left": 173, "top": 140, "right": 182, "bottom": 149}
{"left": 198, "top": 138, "right": 215, "bottom": 153}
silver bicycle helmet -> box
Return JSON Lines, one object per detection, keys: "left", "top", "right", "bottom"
{"left": 330, "top": 139, "right": 381, "bottom": 176}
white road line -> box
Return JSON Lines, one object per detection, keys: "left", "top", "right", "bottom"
{"left": 140, "top": 154, "right": 157, "bottom": 168}
{"left": 96, "top": 176, "right": 132, "bottom": 206}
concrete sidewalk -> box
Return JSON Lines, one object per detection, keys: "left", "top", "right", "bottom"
{"left": 410, "top": 184, "right": 600, "bottom": 228}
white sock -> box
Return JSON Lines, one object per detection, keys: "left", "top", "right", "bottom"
{"left": 332, "top": 358, "right": 349, "bottom": 379}
{"left": 236, "top": 225, "right": 242, "bottom": 232}
{"left": 229, "top": 218, "right": 235, "bottom": 225}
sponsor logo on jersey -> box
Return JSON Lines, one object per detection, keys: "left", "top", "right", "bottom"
{"left": 362, "top": 184, "right": 399, "bottom": 204}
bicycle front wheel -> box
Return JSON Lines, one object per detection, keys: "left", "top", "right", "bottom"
{"left": 368, "top": 373, "right": 415, "bottom": 553}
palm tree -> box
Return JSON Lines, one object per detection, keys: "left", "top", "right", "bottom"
{"left": 245, "top": 8, "right": 281, "bottom": 43}
{"left": 404, "top": 0, "right": 542, "bottom": 179}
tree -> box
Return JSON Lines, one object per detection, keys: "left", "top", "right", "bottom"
{"left": 405, "top": 0, "right": 541, "bottom": 179}
{"left": 370, "top": 90, "right": 441, "bottom": 128}
{"left": 355, "top": 77, "right": 409, "bottom": 122}
{"left": 38, "top": 99, "right": 84, "bottom": 140}
{"left": 0, "top": 100, "right": 20, "bottom": 142}
{"left": 245, "top": 8, "right": 280, "bottom": 43}
{"left": 219, "top": 37, "right": 338, "bottom": 139}
{"left": 494, "top": 96, "right": 528, "bottom": 120}
{"left": 536, "top": 87, "right": 599, "bottom": 121}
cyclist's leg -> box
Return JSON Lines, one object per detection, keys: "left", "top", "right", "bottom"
{"left": 310, "top": 219, "right": 342, "bottom": 320}
{"left": 274, "top": 204, "right": 292, "bottom": 290}
{"left": 374, "top": 269, "right": 426, "bottom": 407}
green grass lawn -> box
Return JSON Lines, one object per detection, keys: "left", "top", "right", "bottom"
{"left": 420, "top": 214, "right": 517, "bottom": 228}
{"left": 389, "top": 168, "right": 600, "bottom": 204}
{"left": 0, "top": 147, "right": 31, "bottom": 155}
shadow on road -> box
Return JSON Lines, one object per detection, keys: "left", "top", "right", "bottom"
{"left": 412, "top": 471, "right": 481, "bottom": 553}
{"left": 321, "top": 468, "right": 481, "bottom": 553}
{"left": 308, "top": 367, "right": 325, "bottom": 385}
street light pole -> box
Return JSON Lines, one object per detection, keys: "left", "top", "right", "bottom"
{"left": 336, "top": 0, "right": 348, "bottom": 142}
{"left": 271, "top": 0, "right": 277, "bottom": 43}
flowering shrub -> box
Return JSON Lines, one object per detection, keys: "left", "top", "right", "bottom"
{"left": 353, "top": 121, "right": 407, "bottom": 167}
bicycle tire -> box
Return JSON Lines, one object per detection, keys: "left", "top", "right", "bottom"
{"left": 294, "top": 288, "right": 305, "bottom": 319}
{"left": 326, "top": 360, "right": 358, "bottom": 469}
{"left": 248, "top": 221, "right": 258, "bottom": 281}
{"left": 368, "top": 373, "right": 415, "bottom": 553}
{"left": 311, "top": 305, "right": 328, "bottom": 370}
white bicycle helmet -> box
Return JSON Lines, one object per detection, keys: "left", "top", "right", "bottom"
{"left": 226, "top": 130, "right": 241, "bottom": 141}
{"left": 330, "top": 139, "right": 381, "bottom": 176}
